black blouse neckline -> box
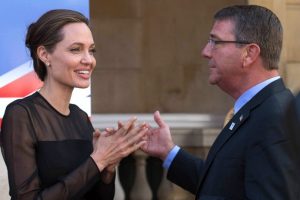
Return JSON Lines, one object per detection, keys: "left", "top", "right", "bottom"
{"left": 36, "top": 91, "right": 71, "bottom": 118}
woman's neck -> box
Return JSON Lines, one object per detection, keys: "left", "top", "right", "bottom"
{"left": 39, "top": 83, "right": 73, "bottom": 116}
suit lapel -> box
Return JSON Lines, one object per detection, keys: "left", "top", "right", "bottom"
{"left": 196, "top": 108, "right": 250, "bottom": 189}
{"left": 206, "top": 109, "right": 249, "bottom": 162}
{"left": 195, "top": 79, "right": 287, "bottom": 199}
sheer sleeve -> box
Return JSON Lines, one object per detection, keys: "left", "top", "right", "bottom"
{"left": 0, "top": 103, "right": 113, "bottom": 200}
{"left": 85, "top": 175, "right": 115, "bottom": 200}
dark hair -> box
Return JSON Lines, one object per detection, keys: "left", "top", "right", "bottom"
{"left": 214, "top": 5, "right": 283, "bottom": 70}
{"left": 25, "top": 9, "right": 90, "bottom": 81}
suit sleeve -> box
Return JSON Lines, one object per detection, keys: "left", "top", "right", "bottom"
{"left": 0, "top": 104, "right": 114, "bottom": 200}
{"left": 167, "top": 149, "right": 204, "bottom": 194}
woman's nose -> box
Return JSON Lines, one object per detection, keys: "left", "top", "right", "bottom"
{"left": 81, "top": 52, "right": 93, "bottom": 64}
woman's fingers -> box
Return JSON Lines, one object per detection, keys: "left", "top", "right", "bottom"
{"left": 123, "top": 123, "right": 148, "bottom": 146}
{"left": 91, "top": 117, "right": 149, "bottom": 171}
{"left": 118, "top": 121, "right": 124, "bottom": 129}
{"left": 115, "top": 117, "right": 137, "bottom": 136}
{"left": 121, "top": 140, "right": 147, "bottom": 157}
{"left": 93, "top": 129, "right": 101, "bottom": 137}
{"left": 124, "top": 117, "right": 137, "bottom": 130}
{"left": 103, "top": 128, "right": 116, "bottom": 137}
{"left": 106, "top": 124, "right": 148, "bottom": 159}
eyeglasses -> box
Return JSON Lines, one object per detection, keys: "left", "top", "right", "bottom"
{"left": 207, "top": 38, "right": 251, "bottom": 48}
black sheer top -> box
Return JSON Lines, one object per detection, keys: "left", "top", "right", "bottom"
{"left": 0, "top": 92, "right": 114, "bottom": 200}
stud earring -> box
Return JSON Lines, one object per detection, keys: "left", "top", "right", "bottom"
{"left": 45, "top": 62, "right": 50, "bottom": 67}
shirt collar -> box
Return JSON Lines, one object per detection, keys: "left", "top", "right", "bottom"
{"left": 234, "top": 76, "right": 280, "bottom": 114}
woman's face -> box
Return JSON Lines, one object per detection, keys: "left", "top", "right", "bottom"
{"left": 45, "top": 22, "right": 96, "bottom": 89}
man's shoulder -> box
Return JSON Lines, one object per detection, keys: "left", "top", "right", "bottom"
{"left": 255, "top": 79, "right": 293, "bottom": 109}
{"left": 296, "top": 92, "right": 300, "bottom": 101}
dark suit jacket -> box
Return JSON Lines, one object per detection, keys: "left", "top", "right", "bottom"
{"left": 284, "top": 92, "right": 300, "bottom": 153}
{"left": 167, "top": 79, "right": 300, "bottom": 200}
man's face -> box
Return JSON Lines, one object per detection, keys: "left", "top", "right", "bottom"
{"left": 201, "top": 19, "right": 245, "bottom": 92}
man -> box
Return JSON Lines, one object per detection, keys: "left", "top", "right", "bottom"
{"left": 141, "top": 5, "right": 300, "bottom": 199}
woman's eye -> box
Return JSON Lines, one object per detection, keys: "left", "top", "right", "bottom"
{"left": 89, "top": 48, "right": 96, "bottom": 55}
{"left": 70, "top": 48, "right": 80, "bottom": 52}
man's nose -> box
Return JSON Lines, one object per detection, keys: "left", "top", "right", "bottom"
{"left": 201, "top": 43, "right": 212, "bottom": 59}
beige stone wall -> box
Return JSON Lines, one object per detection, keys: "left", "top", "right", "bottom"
{"left": 249, "top": 0, "right": 300, "bottom": 93}
{"left": 90, "top": 0, "right": 300, "bottom": 115}
{"left": 90, "top": 0, "right": 247, "bottom": 114}
{"left": 285, "top": 0, "right": 300, "bottom": 93}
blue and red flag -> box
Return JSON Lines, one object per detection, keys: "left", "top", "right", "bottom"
{"left": 0, "top": 0, "right": 90, "bottom": 125}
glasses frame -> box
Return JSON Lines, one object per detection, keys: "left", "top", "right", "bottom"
{"left": 207, "top": 38, "right": 252, "bottom": 48}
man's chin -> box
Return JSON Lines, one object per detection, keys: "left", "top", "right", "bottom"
{"left": 208, "top": 78, "right": 218, "bottom": 85}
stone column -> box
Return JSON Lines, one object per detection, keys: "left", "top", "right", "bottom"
{"left": 157, "top": 169, "right": 174, "bottom": 200}
{"left": 130, "top": 150, "right": 152, "bottom": 200}
{"left": 114, "top": 167, "right": 125, "bottom": 200}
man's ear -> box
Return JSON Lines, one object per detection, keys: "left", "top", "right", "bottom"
{"left": 37, "top": 46, "right": 50, "bottom": 66}
{"left": 242, "top": 43, "right": 260, "bottom": 68}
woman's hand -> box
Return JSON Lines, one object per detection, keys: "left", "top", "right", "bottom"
{"left": 91, "top": 117, "right": 147, "bottom": 172}
{"left": 96, "top": 129, "right": 120, "bottom": 184}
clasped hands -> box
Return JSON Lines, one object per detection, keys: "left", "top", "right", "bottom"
{"left": 90, "top": 117, "right": 148, "bottom": 183}
{"left": 91, "top": 111, "right": 175, "bottom": 184}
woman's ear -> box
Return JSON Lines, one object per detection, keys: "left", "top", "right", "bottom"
{"left": 242, "top": 43, "right": 260, "bottom": 68}
{"left": 37, "top": 46, "right": 50, "bottom": 66}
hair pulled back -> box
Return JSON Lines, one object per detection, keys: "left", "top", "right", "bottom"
{"left": 25, "top": 9, "right": 89, "bottom": 81}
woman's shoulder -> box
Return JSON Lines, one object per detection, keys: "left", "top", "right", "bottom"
{"left": 69, "top": 103, "right": 89, "bottom": 117}
{"left": 2, "top": 93, "right": 41, "bottom": 123}
{"left": 6, "top": 92, "right": 39, "bottom": 110}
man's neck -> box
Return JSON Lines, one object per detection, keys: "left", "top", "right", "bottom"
{"left": 231, "top": 69, "right": 279, "bottom": 100}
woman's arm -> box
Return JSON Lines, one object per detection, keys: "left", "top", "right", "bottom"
{"left": 1, "top": 104, "right": 102, "bottom": 200}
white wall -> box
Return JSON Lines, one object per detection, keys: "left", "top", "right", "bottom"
{"left": 0, "top": 156, "right": 9, "bottom": 199}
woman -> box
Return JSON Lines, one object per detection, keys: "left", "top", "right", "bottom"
{"left": 0, "top": 9, "right": 147, "bottom": 200}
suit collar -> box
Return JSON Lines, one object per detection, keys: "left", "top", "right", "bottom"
{"left": 240, "top": 78, "right": 286, "bottom": 113}
{"left": 234, "top": 76, "right": 280, "bottom": 114}
{"left": 195, "top": 78, "right": 286, "bottom": 199}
